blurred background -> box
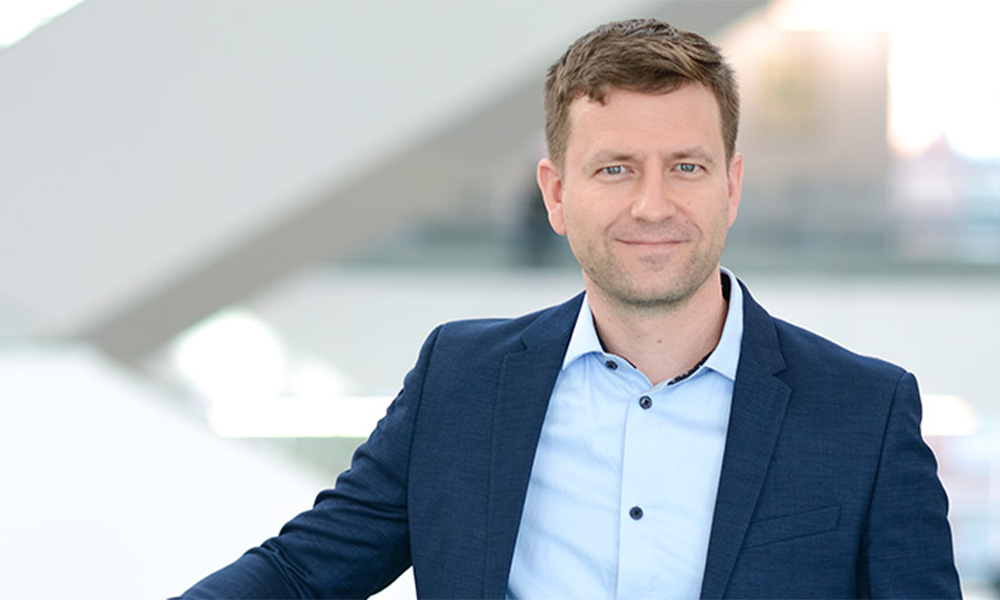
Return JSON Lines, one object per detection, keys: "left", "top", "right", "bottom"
{"left": 1, "top": 0, "right": 998, "bottom": 597}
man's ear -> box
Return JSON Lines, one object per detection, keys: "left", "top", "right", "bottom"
{"left": 537, "top": 157, "right": 567, "bottom": 236}
{"left": 726, "top": 152, "right": 744, "bottom": 228}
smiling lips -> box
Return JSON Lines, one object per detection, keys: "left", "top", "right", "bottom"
{"left": 613, "top": 223, "right": 696, "bottom": 247}
{"left": 618, "top": 238, "right": 686, "bottom": 245}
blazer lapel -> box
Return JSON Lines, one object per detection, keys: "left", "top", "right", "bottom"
{"left": 701, "top": 284, "right": 791, "bottom": 599}
{"left": 482, "top": 294, "right": 582, "bottom": 598}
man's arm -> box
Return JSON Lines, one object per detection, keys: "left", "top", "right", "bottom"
{"left": 858, "top": 371, "right": 962, "bottom": 598}
{"left": 177, "top": 327, "right": 442, "bottom": 599}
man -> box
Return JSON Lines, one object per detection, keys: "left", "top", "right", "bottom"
{"left": 180, "top": 19, "right": 960, "bottom": 599}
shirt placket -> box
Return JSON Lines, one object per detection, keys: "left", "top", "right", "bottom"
{"left": 616, "top": 374, "right": 669, "bottom": 599}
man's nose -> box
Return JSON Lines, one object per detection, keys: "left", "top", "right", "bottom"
{"left": 630, "top": 173, "right": 677, "bottom": 222}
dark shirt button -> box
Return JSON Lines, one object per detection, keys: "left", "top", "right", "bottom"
{"left": 629, "top": 506, "right": 644, "bottom": 520}
{"left": 605, "top": 360, "right": 618, "bottom": 370}
{"left": 639, "top": 396, "right": 652, "bottom": 409}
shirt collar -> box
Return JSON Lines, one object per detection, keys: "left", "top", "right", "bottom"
{"left": 561, "top": 267, "right": 744, "bottom": 382}
{"left": 705, "top": 266, "right": 743, "bottom": 381}
{"left": 562, "top": 293, "right": 605, "bottom": 370}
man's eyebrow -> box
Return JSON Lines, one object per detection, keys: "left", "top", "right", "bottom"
{"left": 669, "top": 147, "right": 717, "bottom": 165}
{"left": 584, "top": 147, "right": 718, "bottom": 168}
{"left": 584, "top": 150, "right": 640, "bottom": 166}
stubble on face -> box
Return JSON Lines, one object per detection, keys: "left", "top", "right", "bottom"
{"left": 571, "top": 215, "right": 727, "bottom": 314}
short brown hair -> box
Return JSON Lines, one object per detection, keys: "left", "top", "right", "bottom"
{"left": 544, "top": 18, "right": 739, "bottom": 167}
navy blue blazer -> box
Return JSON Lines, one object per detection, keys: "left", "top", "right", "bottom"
{"left": 182, "top": 283, "right": 961, "bottom": 599}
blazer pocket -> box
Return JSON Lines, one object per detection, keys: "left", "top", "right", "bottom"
{"left": 742, "top": 505, "right": 841, "bottom": 549}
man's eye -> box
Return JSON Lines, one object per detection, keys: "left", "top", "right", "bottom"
{"left": 677, "top": 163, "right": 700, "bottom": 173}
{"left": 602, "top": 165, "right": 625, "bottom": 176}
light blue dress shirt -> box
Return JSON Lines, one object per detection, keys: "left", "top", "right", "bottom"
{"left": 507, "top": 268, "right": 744, "bottom": 599}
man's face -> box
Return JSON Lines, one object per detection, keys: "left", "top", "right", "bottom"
{"left": 538, "top": 84, "right": 743, "bottom": 311}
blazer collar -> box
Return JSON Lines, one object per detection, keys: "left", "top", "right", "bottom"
{"left": 484, "top": 293, "right": 583, "bottom": 598}
{"left": 700, "top": 281, "right": 791, "bottom": 599}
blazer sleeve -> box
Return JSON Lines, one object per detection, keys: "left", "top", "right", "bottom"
{"left": 177, "top": 326, "right": 443, "bottom": 599}
{"left": 859, "top": 371, "right": 962, "bottom": 599}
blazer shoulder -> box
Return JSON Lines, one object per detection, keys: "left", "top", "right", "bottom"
{"left": 431, "top": 293, "right": 583, "bottom": 356}
{"left": 740, "top": 283, "right": 907, "bottom": 384}
{"left": 770, "top": 315, "right": 907, "bottom": 385}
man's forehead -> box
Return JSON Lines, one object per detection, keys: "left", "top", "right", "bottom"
{"left": 569, "top": 82, "right": 713, "bottom": 109}
{"left": 564, "top": 85, "right": 725, "bottom": 151}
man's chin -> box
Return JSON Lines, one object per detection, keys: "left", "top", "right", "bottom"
{"left": 600, "top": 270, "right": 719, "bottom": 312}
{"left": 607, "top": 287, "right": 695, "bottom": 311}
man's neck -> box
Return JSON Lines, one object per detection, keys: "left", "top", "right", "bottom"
{"left": 586, "top": 271, "right": 729, "bottom": 386}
